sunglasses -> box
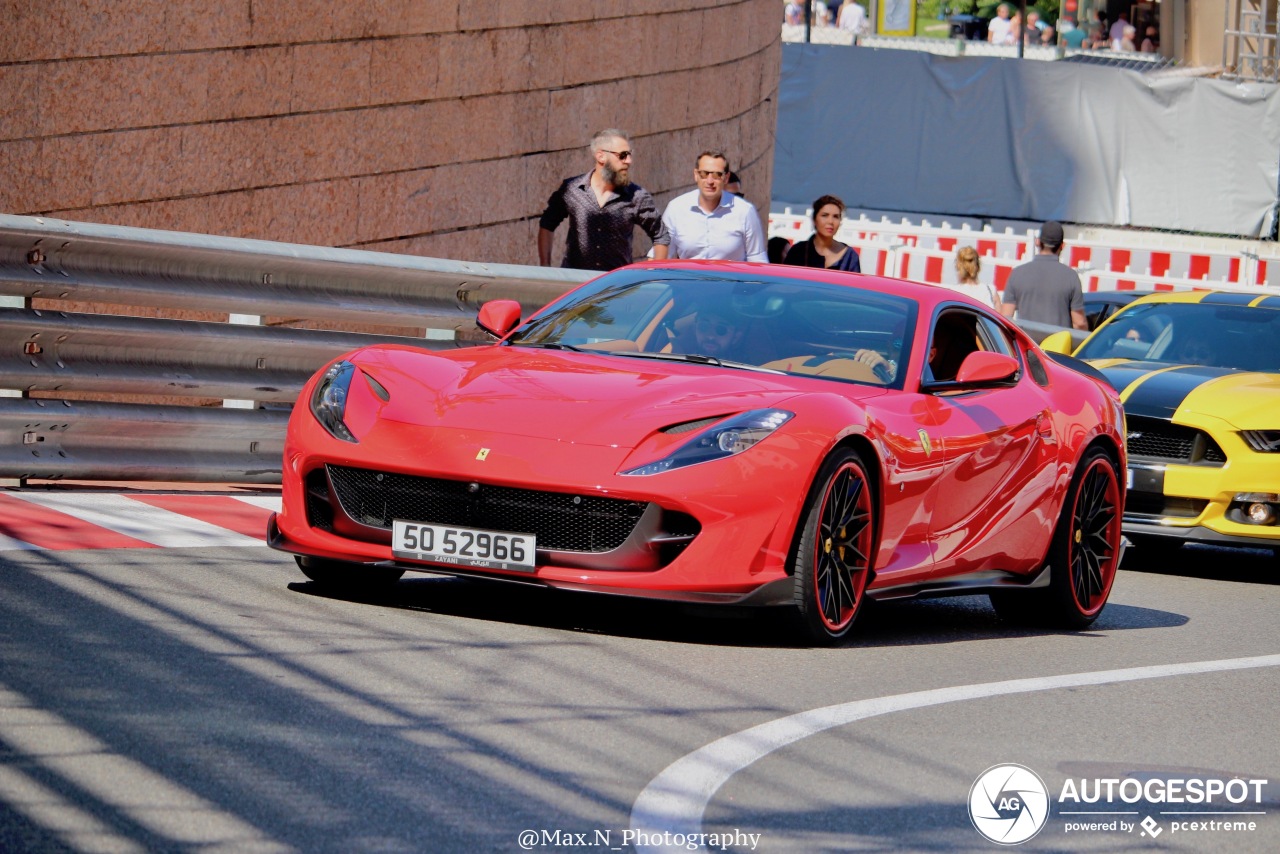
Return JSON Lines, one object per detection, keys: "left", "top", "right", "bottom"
{"left": 696, "top": 319, "right": 733, "bottom": 336}
{"left": 696, "top": 169, "right": 726, "bottom": 180}
{"left": 601, "top": 149, "right": 633, "bottom": 161}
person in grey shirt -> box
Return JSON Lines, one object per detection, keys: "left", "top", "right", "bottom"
{"left": 1000, "top": 221, "right": 1088, "bottom": 331}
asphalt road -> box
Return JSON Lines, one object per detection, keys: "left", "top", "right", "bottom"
{"left": 0, "top": 542, "right": 1276, "bottom": 853}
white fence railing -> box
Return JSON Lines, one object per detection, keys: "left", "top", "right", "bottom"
{"left": 767, "top": 209, "right": 1280, "bottom": 295}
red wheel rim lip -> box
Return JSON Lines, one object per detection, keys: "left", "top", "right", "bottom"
{"left": 812, "top": 461, "right": 873, "bottom": 632}
{"left": 1069, "top": 456, "right": 1121, "bottom": 616}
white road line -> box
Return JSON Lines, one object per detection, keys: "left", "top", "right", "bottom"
{"left": 630, "top": 653, "right": 1280, "bottom": 853}
{"left": 7, "top": 493, "right": 265, "bottom": 549}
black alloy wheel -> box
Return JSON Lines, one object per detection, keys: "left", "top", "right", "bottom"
{"left": 793, "top": 447, "right": 876, "bottom": 644}
{"left": 991, "top": 447, "right": 1121, "bottom": 628}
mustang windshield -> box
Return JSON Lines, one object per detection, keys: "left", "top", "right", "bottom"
{"left": 1077, "top": 302, "right": 1280, "bottom": 372}
{"left": 508, "top": 271, "right": 918, "bottom": 389}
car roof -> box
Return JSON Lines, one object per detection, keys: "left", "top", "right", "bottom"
{"left": 1121, "top": 289, "right": 1280, "bottom": 309}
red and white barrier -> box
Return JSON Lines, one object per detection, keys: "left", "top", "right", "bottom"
{"left": 768, "top": 209, "right": 1280, "bottom": 290}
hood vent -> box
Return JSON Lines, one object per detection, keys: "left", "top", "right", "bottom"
{"left": 661, "top": 416, "right": 725, "bottom": 435}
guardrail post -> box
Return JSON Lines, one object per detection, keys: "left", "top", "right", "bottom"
{"left": 0, "top": 294, "right": 28, "bottom": 487}
{"left": 224, "top": 313, "right": 262, "bottom": 410}
{"left": 424, "top": 327, "right": 456, "bottom": 343}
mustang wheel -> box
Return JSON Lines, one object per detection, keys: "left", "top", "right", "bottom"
{"left": 992, "top": 447, "right": 1121, "bottom": 628}
{"left": 793, "top": 448, "right": 876, "bottom": 644}
{"left": 295, "top": 555, "right": 404, "bottom": 592}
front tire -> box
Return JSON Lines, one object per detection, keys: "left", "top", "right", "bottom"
{"left": 792, "top": 448, "right": 876, "bottom": 644}
{"left": 295, "top": 555, "right": 404, "bottom": 592}
{"left": 991, "top": 447, "right": 1121, "bottom": 628}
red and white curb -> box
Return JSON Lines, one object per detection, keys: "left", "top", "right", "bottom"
{"left": 0, "top": 492, "right": 281, "bottom": 551}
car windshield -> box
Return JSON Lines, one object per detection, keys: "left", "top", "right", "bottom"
{"left": 508, "top": 269, "right": 918, "bottom": 388}
{"left": 1077, "top": 301, "right": 1280, "bottom": 372}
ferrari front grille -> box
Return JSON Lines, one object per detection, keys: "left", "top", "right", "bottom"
{"left": 1126, "top": 416, "right": 1225, "bottom": 466}
{"left": 325, "top": 465, "right": 649, "bottom": 553}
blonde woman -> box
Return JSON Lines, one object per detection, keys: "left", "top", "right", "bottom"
{"left": 942, "top": 246, "right": 1000, "bottom": 310}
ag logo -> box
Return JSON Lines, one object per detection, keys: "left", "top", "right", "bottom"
{"left": 968, "top": 763, "right": 1050, "bottom": 845}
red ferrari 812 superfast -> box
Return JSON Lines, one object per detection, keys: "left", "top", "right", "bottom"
{"left": 269, "top": 261, "right": 1126, "bottom": 643}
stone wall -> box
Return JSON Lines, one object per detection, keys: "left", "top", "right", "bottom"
{"left": 1, "top": 0, "right": 780, "bottom": 267}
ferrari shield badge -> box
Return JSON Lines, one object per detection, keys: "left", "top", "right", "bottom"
{"left": 918, "top": 429, "right": 933, "bottom": 457}
{"left": 476, "top": 448, "right": 490, "bottom": 461}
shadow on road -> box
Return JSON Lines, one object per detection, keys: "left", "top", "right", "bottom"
{"left": 289, "top": 565, "right": 1189, "bottom": 650}
{"left": 1122, "top": 540, "right": 1278, "bottom": 584}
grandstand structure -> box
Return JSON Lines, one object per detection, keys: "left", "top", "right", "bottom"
{"left": 1225, "top": 0, "right": 1279, "bottom": 81}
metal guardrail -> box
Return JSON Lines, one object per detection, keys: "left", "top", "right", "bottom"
{"left": 1, "top": 397, "right": 289, "bottom": 483}
{"left": 0, "top": 215, "right": 592, "bottom": 483}
{"left": 0, "top": 215, "right": 587, "bottom": 327}
{"left": 0, "top": 308, "right": 441, "bottom": 403}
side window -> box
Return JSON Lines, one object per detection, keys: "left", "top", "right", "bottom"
{"left": 1025, "top": 347, "right": 1050, "bottom": 387}
{"left": 974, "top": 314, "right": 1017, "bottom": 358}
{"left": 926, "top": 309, "right": 981, "bottom": 382}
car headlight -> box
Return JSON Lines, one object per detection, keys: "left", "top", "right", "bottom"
{"left": 1241, "top": 430, "right": 1280, "bottom": 453}
{"left": 621, "top": 409, "right": 794, "bottom": 476}
{"left": 310, "top": 360, "right": 358, "bottom": 443}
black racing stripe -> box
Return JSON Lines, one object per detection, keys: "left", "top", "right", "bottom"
{"left": 1119, "top": 365, "right": 1237, "bottom": 419}
{"left": 1200, "top": 292, "right": 1256, "bottom": 306}
{"left": 1255, "top": 295, "right": 1280, "bottom": 309}
{"left": 1099, "top": 362, "right": 1170, "bottom": 396}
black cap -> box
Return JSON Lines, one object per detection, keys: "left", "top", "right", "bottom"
{"left": 1039, "top": 221, "right": 1065, "bottom": 247}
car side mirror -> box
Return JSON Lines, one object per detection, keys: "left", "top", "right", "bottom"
{"left": 477, "top": 300, "right": 522, "bottom": 338}
{"left": 954, "top": 351, "right": 1019, "bottom": 385}
{"left": 1039, "top": 330, "right": 1075, "bottom": 355}
{"left": 921, "top": 351, "right": 1020, "bottom": 393}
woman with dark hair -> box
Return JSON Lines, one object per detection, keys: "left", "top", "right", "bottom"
{"left": 782, "top": 194, "right": 861, "bottom": 272}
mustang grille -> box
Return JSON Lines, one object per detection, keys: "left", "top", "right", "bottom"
{"left": 1126, "top": 416, "right": 1225, "bottom": 466}
{"left": 326, "top": 465, "right": 648, "bottom": 553}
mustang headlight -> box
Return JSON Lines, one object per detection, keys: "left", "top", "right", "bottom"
{"left": 622, "top": 409, "right": 794, "bottom": 476}
{"left": 310, "top": 360, "right": 358, "bottom": 443}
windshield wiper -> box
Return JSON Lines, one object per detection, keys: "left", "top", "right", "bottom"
{"left": 506, "top": 341, "right": 587, "bottom": 352}
{"left": 609, "top": 350, "right": 785, "bottom": 374}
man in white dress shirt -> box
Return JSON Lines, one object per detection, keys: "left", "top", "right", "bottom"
{"left": 661, "top": 151, "right": 768, "bottom": 262}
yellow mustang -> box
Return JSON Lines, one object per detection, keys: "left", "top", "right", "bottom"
{"left": 1041, "top": 290, "right": 1280, "bottom": 556}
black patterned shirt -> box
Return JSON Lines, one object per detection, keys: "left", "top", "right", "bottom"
{"left": 539, "top": 172, "right": 670, "bottom": 271}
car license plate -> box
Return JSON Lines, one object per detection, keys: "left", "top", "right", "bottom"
{"left": 1126, "top": 468, "right": 1135, "bottom": 489}
{"left": 392, "top": 520, "right": 536, "bottom": 572}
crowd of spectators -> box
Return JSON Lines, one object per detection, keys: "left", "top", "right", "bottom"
{"left": 984, "top": 4, "right": 1159, "bottom": 53}
{"left": 781, "top": 2, "right": 1160, "bottom": 54}
{"left": 785, "top": 1, "right": 871, "bottom": 37}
